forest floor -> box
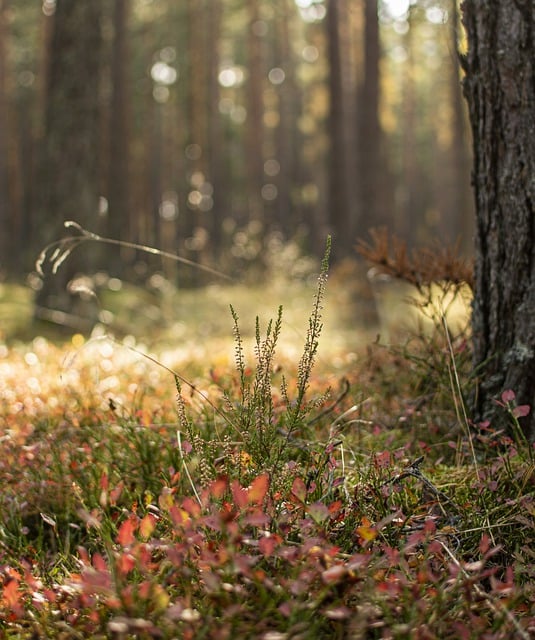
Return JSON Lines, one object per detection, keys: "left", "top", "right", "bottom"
{"left": 0, "top": 268, "right": 534, "bottom": 638}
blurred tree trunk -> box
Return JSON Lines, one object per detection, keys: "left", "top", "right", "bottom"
{"left": 0, "top": 0, "right": 9, "bottom": 274}
{"left": 398, "top": 7, "right": 418, "bottom": 245}
{"left": 206, "top": 0, "right": 225, "bottom": 258}
{"left": 273, "top": 0, "right": 296, "bottom": 237}
{"left": 326, "top": 0, "right": 351, "bottom": 260}
{"left": 356, "top": 0, "right": 389, "bottom": 233}
{"left": 246, "top": 0, "right": 265, "bottom": 222}
{"left": 449, "top": 0, "right": 473, "bottom": 253}
{"left": 462, "top": 0, "right": 535, "bottom": 439}
{"left": 34, "top": 0, "right": 103, "bottom": 327}
{"left": 107, "top": 0, "right": 131, "bottom": 276}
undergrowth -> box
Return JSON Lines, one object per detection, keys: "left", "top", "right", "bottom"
{"left": 0, "top": 237, "right": 534, "bottom": 638}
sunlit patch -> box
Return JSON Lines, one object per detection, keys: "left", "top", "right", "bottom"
{"left": 72, "top": 334, "right": 85, "bottom": 348}
{"left": 426, "top": 6, "right": 448, "bottom": 24}
{"left": 100, "top": 359, "right": 114, "bottom": 373}
{"left": 302, "top": 45, "right": 319, "bottom": 63}
{"left": 24, "top": 352, "right": 39, "bottom": 367}
{"left": 98, "top": 342, "right": 114, "bottom": 359}
{"left": 268, "top": 67, "right": 285, "bottom": 85}
{"left": 264, "top": 158, "right": 280, "bottom": 177}
{"left": 264, "top": 110, "right": 279, "bottom": 128}
{"left": 153, "top": 85, "right": 170, "bottom": 103}
{"left": 159, "top": 193, "right": 179, "bottom": 221}
{"left": 218, "top": 66, "right": 245, "bottom": 89}
{"left": 261, "top": 184, "right": 278, "bottom": 201}
{"left": 150, "top": 61, "right": 177, "bottom": 86}
{"left": 27, "top": 377, "right": 41, "bottom": 394}
{"left": 42, "top": 0, "right": 56, "bottom": 16}
{"left": 382, "top": 0, "right": 410, "bottom": 20}
{"left": 99, "top": 196, "right": 109, "bottom": 216}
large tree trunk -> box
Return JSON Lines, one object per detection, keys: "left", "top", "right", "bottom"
{"left": 34, "top": 0, "right": 103, "bottom": 328}
{"left": 462, "top": 1, "right": 535, "bottom": 439}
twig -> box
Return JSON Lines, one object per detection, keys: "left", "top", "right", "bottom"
{"left": 177, "top": 430, "right": 202, "bottom": 506}
{"left": 36, "top": 220, "right": 232, "bottom": 281}
{"left": 384, "top": 455, "right": 461, "bottom": 515}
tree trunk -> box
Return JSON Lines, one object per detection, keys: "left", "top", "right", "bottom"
{"left": 462, "top": 0, "right": 535, "bottom": 439}
{"left": 34, "top": 0, "right": 103, "bottom": 327}
{"left": 326, "top": 0, "right": 351, "bottom": 260}
{"left": 206, "top": 0, "right": 225, "bottom": 258}
{"left": 357, "top": 0, "right": 388, "bottom": 231}
{"left": 107, "top": 0, "right": 131, "bottom": 276}
{"left": 448, "top": 0, "right": 473, "bottom": 253}
{"left": 245, "top": 0, "right": 265, "bottom": 222}
{"left": 0, "top": 0, "right": 10, "bottom": 273}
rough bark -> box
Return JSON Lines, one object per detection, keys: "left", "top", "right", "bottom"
{"left": 462, "top": 0, "right": 535, "bottom": 439}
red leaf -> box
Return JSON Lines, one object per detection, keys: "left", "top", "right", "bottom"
{"left": 513, "top": 404, "right": 530, "bottom": 418}
{"left": 375, "top": 450, "right": 391, "bottom": 469}
{"left": 100, "top": 472, "right": 109, "bottom": 490}
{"left": 258, "top": 534, "right": 281, "bottom": 557}
{"left": 182, "top": 496, "right": 201, "bottom": 517}
{"left": 247, "top": 473, "right": 270, "bottom": 504}
{"left": 501, "top": 389, "right": 516, "bottom": 403}
{"left": 92, "top": 553, "right": 108, "bottom": 572}
{"left": 231, "top": 480, "right": 249, "bottom": 509}
{"left": 210, "top": 475, "right": 228, "bottom": 499}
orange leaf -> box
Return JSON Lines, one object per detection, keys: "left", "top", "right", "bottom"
{"left": 356, "top": 517, "right": 378, "bottom": 545}
{"left": 247, "top": 473, "right": 270, "bottom": 504}
{"left": 139, "top": 513, "right": 156, "bottom": 539}
{"left": 169, "top": 505, "right": 190, "bottom": 527}
{"left": 117, "top": 517, "right": 137, "bottom": 546}
{"left": 210, "top": 475, "right": 229, "bottom": 499}
{"left": 116, "top": 553, "right": 136, "bottom": 576}
{"left": 2, "top": 580, "right": 21, "bottom": 608}
{"left": 182, "top": 497, "right": 202, "bottom": 517}
{"left": 231, "top": 480, "right": 249, "bottom": 509}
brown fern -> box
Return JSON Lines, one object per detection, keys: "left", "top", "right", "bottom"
{"left": 357, "top": 227, "right": 473, "bottom": 291}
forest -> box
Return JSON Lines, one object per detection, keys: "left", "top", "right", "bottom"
{"left": 2, "top": 1, "right": 535, "bottom": 638}
{"left": 0, "top": 0, "right": 472, "bottom": 287}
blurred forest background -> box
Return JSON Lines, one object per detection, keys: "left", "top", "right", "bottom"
{"left": 0, "top": 0, "right": 473, "bottom": 304}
